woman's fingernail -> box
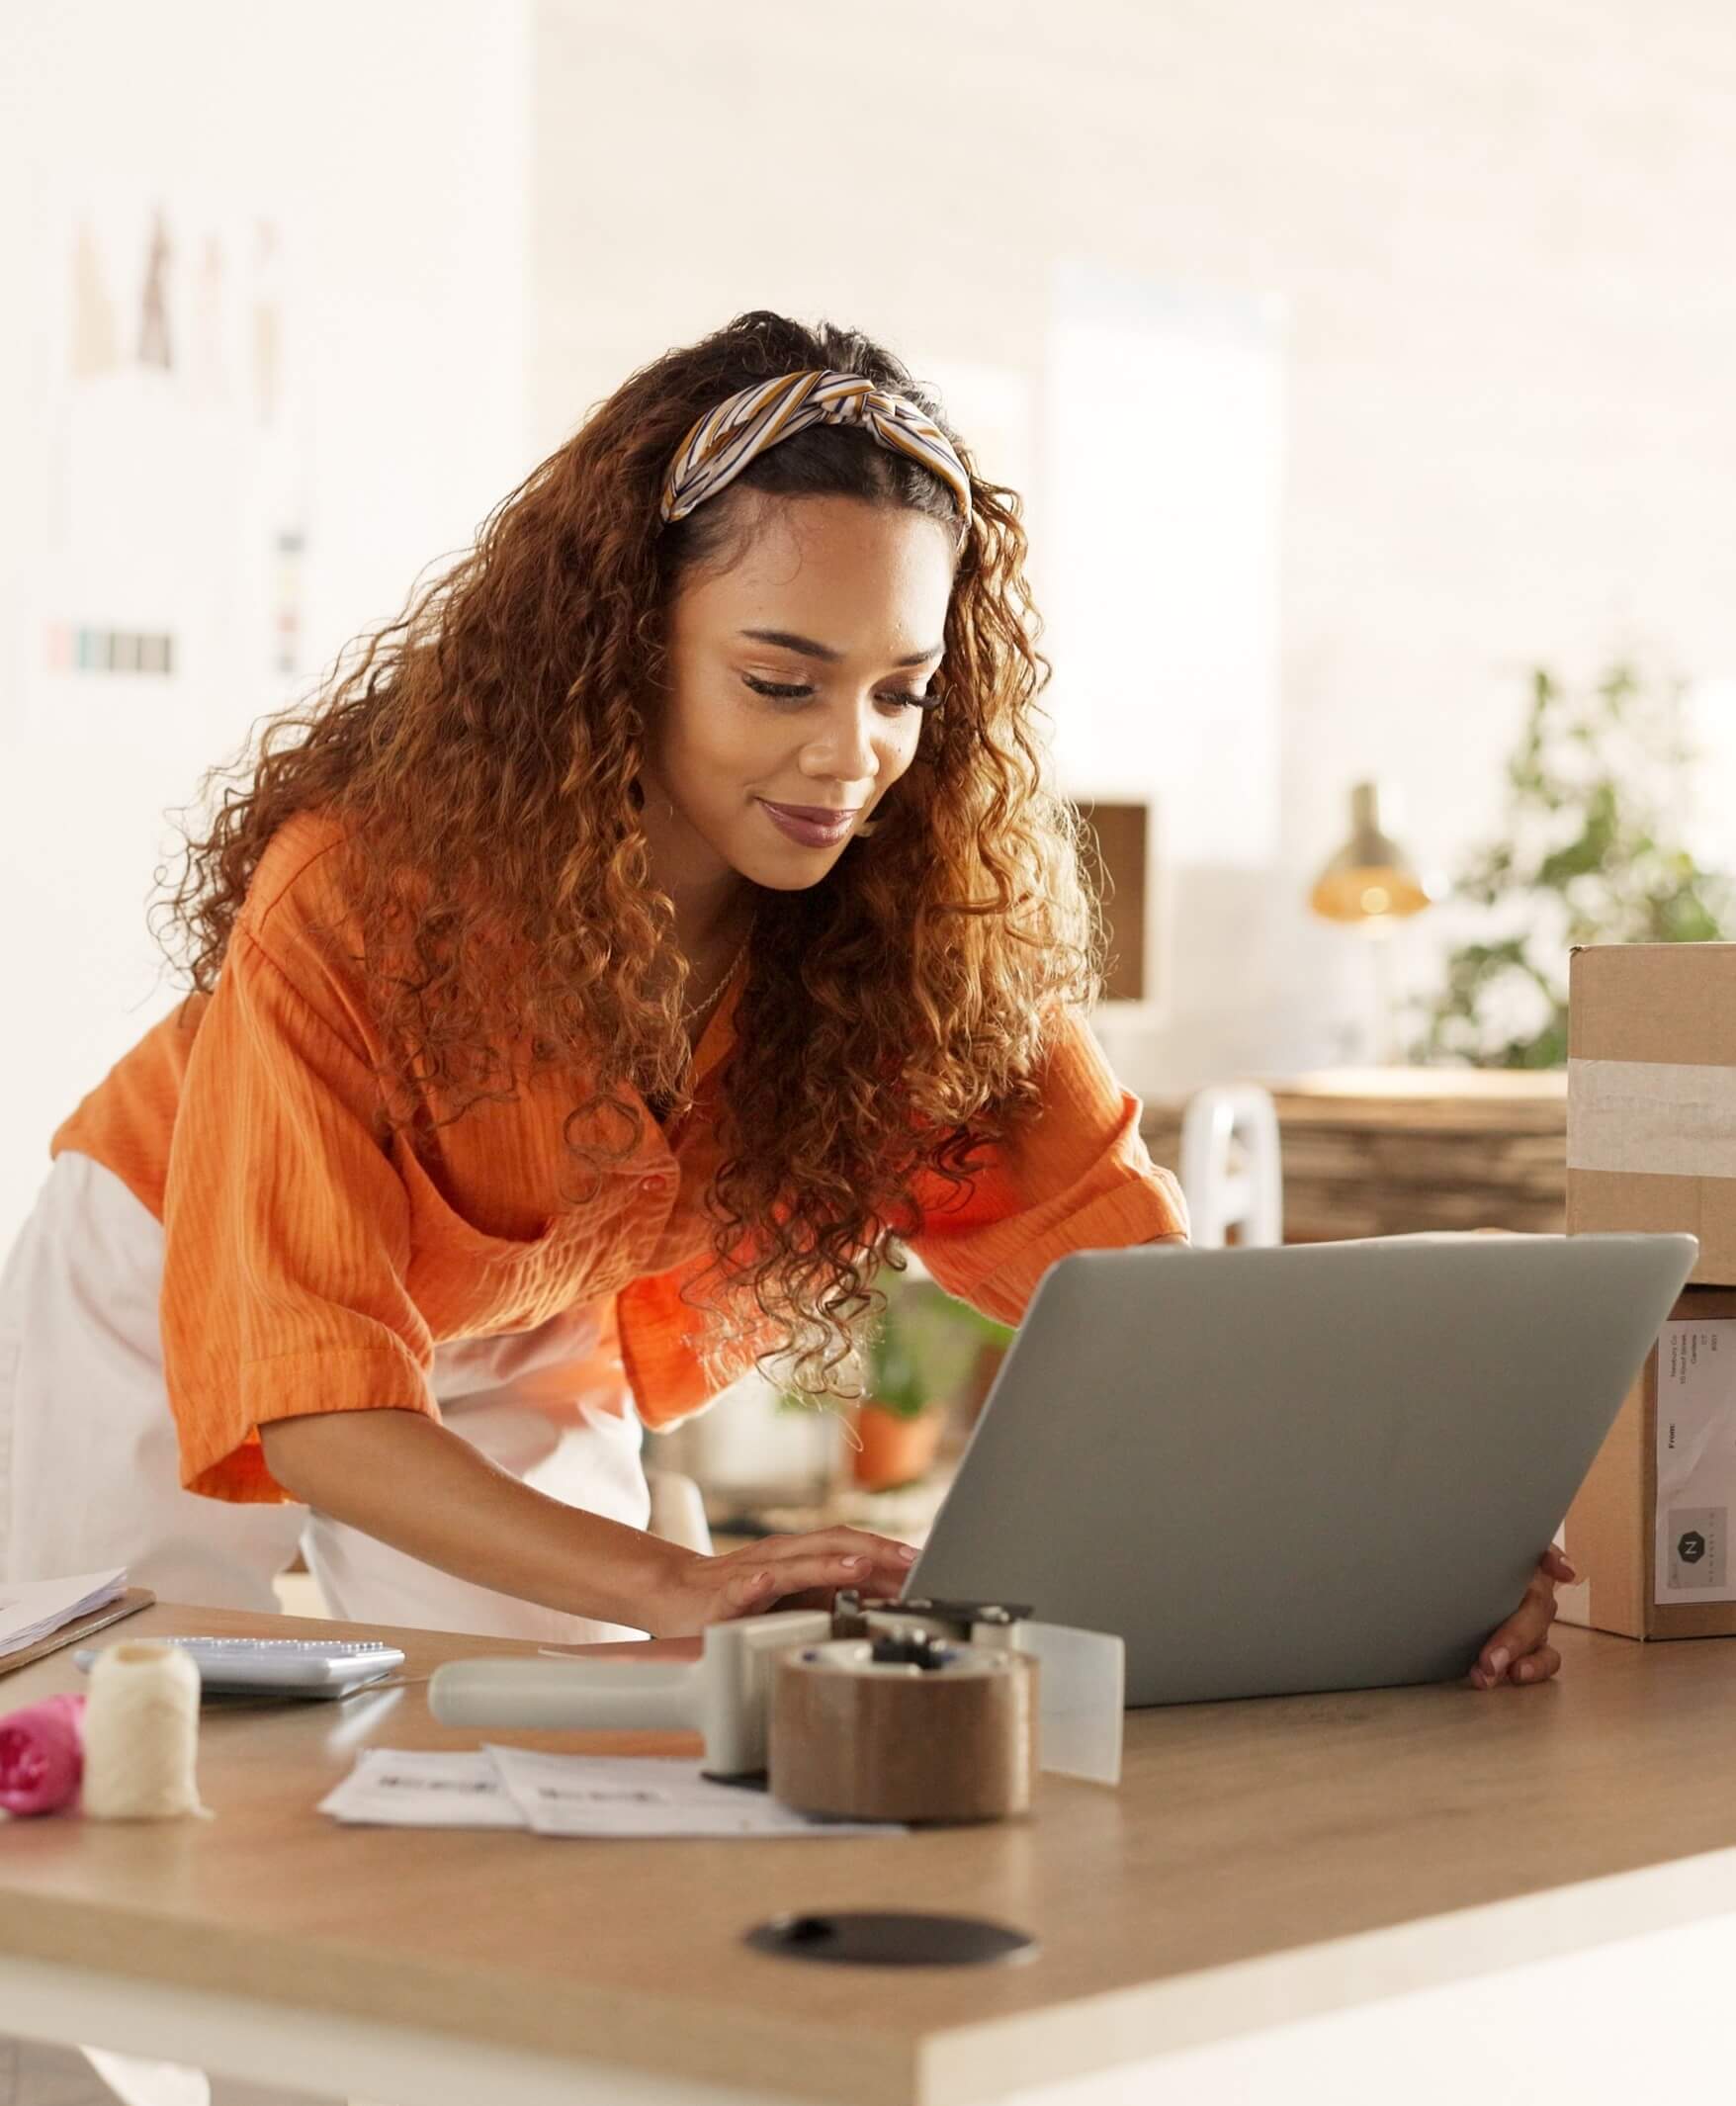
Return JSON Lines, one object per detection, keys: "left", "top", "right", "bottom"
{"left": 1558, "top": 1558, "right": 1579, "bottom": 1581}
{"left": 841, "top": 1555, "right": 866, "bottom": 1569}
{"left": 1517, "top": 1660, "right": 1535, "bottom": 1682}
{"left": 1488, "top": 1647, "right": 1511, "bottom": 1677}
{"left": 897, "top": 1544, "right": 918, "bottom": 1561}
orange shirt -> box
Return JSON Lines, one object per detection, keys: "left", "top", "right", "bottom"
{"left": 52, "top": 813, "right": 1186, "bottom": 1503}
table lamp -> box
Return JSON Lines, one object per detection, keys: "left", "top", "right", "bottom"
{"left": 1309, "top": 782, "right": 1433, "bottom": 924}
{"left": 1309, "top": 781, "right": 1436, "bottom": 1060}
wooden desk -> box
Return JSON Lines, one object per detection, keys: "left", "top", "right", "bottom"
{"left": 1143, "top": 1067, "right": 1569, "bottom": 1240}
{"left": 5, "top": 1604, "right": 1736, "bottom": 2106}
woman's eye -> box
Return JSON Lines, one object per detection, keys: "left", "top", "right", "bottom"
{"left": 740, "top": 675, "right": 938, "bottom": 713}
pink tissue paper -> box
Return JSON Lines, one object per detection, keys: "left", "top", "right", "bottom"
{"left": 0, "top": 1693, "right": 86, "bottom": 1815}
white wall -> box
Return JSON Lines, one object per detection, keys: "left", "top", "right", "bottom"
{"left": 5, "top": 0, "right": 1733, "bottom": 1252}
{"left": 0, "top": 1, "right": 532, "bottom": 1246}
{"left": 531, "top": 0, "right": 1736, "bottom": 1097}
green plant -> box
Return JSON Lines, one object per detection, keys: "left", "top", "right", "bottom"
{"left": 777, "top": 1256, "right": 1013, "bottom": 1421}
{"left": 1415, "top": 661, "right": 1733, "bottom": 1068}
{"left": 862, "top": 1295, "right": 929, "bottom": 1418}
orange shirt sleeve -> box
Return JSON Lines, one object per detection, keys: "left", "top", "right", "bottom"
{"left": 161, "top": 914, "right": 436, "bottom": 1503}
{"left": 906, "top": 1007, "right": 1188, "bottom": 1324}
{"left": 615, "top": 1261, "right": 719, "bottom": 1432}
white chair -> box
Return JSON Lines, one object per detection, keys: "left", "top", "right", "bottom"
{"left": 644, "top": 1467, "right": 715, "bottom": 1555}
{"left": 1178, "top": 1084, "right": 1284, "bottom": 1249}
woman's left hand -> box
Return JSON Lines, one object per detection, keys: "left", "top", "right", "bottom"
{"left": 1469, "top": 1543, "right": 1577, "bottom": 1689}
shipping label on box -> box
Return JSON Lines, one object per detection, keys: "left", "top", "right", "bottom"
{"left": 1559, "top": 1286, "right": 1736, "bottom": 1639}
{"left": 1656, "top": 1319, "right": 1736, "bottom": 1602}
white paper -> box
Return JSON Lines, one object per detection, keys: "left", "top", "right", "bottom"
{"left": 317, "top": 1750, "right": 524, "bottom": 1830}
{"left": 1656, "top": 1319, "right": 1736, "bottom": 1603}
{"left": 1012, "top": 1621, "right": 1125, "bottom": 1787}
{"left": 485, "top": 1746, "right": 904, "bottom": 1839}
{"left": 317, "top": 1747, "right": 905, "bottom": 1838}
{"left": 0, "top": 1568, "right": 127, "bottom": 1661}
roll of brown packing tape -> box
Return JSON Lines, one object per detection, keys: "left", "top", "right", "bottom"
{"left": 769, "top": 1636, "right": 1036, "bottom": 1823}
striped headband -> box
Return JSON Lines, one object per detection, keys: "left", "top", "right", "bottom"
{"left": 658, "top": 369, "right": 974, "bottom": 533}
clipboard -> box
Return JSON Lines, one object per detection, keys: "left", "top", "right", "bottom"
{"left": 0, "top": 1587, "right": 155, "bottom": 1678}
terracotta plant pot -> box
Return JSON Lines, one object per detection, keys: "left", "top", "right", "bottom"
{"left": 850, "top": 1401, "right": 944, "bottom": 1492}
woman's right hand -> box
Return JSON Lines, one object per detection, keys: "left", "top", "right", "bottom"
{"left": 649, "top": 1528, "right": 919, "bottom": 1637}
{"left": 257, "top": 1408, "right": 922, "bottom": 1638}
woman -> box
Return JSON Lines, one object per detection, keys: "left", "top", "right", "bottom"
{"left": 0, "top": 310, "right": 1569, "bottom": 1676}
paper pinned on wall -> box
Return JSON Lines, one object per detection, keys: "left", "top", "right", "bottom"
{"left": 1042, "top": 261, "right": 1284, "bottom": 865}
{"left": 23, "top": 182, "right": 312, "bottom": 735}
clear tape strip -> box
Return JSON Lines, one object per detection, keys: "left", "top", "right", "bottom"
{"left": 1568, "top": 1058, "right": 1736, "bottom": 1181}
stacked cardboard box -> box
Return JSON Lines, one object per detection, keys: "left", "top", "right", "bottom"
{"left": 1561, "top": 942, "right": 1736, "bottom": 1639}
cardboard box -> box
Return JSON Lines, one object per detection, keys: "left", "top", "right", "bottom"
{"left": 1562, "top": 946, "right": 1736, "bottom": 1636}
{"left": 1567, "top": 942, "right": 1736, "bottom": 1285}
{"left": 1558, "top": 1286, "right": 1736, "bottom": 1639}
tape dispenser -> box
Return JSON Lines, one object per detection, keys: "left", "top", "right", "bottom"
{"left": 430, "top": 1594, "right": 1124, "bottom": 1823}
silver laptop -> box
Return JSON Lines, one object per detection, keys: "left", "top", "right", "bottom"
{"left": 907, "top": 1233, "right": 1695, "bottom": 1707}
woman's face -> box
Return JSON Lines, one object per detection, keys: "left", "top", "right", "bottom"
{"left": 649, "top": 494, "right": 956, "bottom": 894}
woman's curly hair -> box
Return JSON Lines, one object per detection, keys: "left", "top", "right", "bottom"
{"left": 157, "top": 309, "right": 1101, "bottom": 1393}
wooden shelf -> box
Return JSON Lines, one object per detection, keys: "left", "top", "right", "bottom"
{"left": 1143, "top": 1066, "right": 1568, "bottom": 1241}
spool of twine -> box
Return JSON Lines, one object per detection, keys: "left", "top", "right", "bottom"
{"left": 769, "top": 1637, "right": 1036, "bottom": 1823}
{"left": 81, "top": 1641, "right": 208, "bottom": 1821}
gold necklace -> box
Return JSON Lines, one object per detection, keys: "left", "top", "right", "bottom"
{"left": 681, "top": 924, "right": 753, "bottom": 1033}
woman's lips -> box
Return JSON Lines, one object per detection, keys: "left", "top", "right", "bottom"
{"left": 758, "top": 799, "right": 859, "bottom": 848}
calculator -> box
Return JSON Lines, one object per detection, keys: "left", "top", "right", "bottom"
{"left": 73, "top": 1635, "right": 406, "bottom": 1699}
